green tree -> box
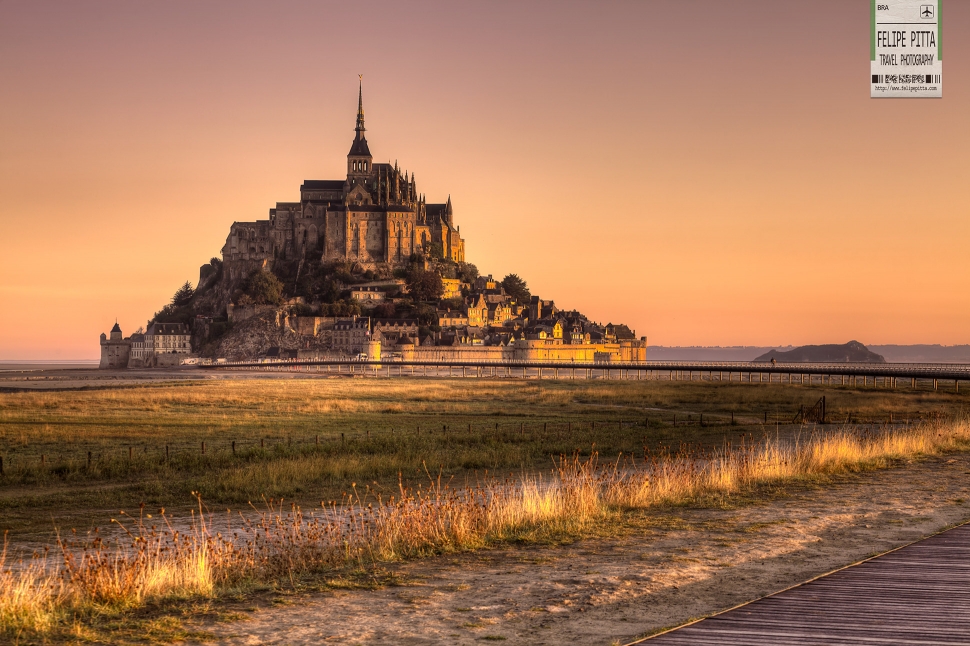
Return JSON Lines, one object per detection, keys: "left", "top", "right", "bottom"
{"left": 172, "top": 281, "right": 195, "bottom": 307}
{"left": 244, "top": 269, "right": 284, "bottom": 305}
{"left": 501, "top": 274, "right": 530, "bottom": 303}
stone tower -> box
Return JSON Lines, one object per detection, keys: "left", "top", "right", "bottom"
{"left": 99, "top": 321, "right": 131, "bottom": 369}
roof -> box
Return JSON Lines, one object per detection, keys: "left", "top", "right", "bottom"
{"left": 374, "top": 318, "right": 419, "bottom": 326}
{"left": 301, "top": 180, "right": 345, "bottom": 191}
{"left": 349, "top": 137, "right": 371, "bottom": 157}
{"left": 111, "top": 322, "right": 121, "bottom": 333}
{"left": 613, "top": 324, "right": 637, "bottom": 340}
{"left": 426, "top": 204, "right": 447, "bottom": 217}
{"left": 148, "top": 322, "right": 190, "bottom": 335}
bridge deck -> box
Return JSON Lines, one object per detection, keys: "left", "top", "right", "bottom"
{"left": 637, "top": 522, "right": 970, "bottom": 645}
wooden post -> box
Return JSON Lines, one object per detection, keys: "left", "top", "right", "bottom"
{"left": 129, "top": 446, "right": 133, "bottom": 460}
{"left": 315, "top": 435, "right": 319, "bottom": 445}
{"left": 0, "top": 455, "right": 3, "bottom": 476}
{"left": 232, "top": 441, "right": 236, "bottom": 454}
{"left": 261, "top": 438, "right": 265, "bottom": 448}
{"left": 164, "top": 446, "right": 168, "bottom": 461}
{"left": 201, "top": 441, "right": 205, "bottom": 455}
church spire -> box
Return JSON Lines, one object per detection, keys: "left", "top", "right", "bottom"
{"left": 355, "top": 76, "right": 365, "bottom": 135}
{"left": 348, "top": 76, "right": 371, "bottom": 163}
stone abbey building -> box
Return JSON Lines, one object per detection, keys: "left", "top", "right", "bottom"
{"left": 222, "top": 84, "right": 465, "bottom": 280}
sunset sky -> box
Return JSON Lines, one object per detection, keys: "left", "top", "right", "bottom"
{"left": 1, "top": 1, "right": 967, "bottom": 359}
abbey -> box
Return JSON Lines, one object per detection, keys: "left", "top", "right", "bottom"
{"left": 221, "top": 84, "right": 465, "bottom": 280}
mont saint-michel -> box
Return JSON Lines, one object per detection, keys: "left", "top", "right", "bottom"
{"left": 100, "top": 86, "right": 646, "bottom": 368}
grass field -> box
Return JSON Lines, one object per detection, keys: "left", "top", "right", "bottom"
{"left": 1, "top": 376, "right": 968, "bottom": 642}
{"left": 0, "top": 377, "right": 965, "bottom": 535}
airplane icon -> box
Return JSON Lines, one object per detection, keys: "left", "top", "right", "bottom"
{"left": 920, "top": 5, "right": 934, "bottom": 18}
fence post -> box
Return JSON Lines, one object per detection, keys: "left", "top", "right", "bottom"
{"left": 232, "top": 441, "right": 236, "bottom": 455}
{"left": 0, "top": 455, "right": 3, "bottom": 476}
{"left": 202, "top": 441, "right": 206, "bottom": 455}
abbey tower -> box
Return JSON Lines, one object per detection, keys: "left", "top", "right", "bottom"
{"left": 221, "top": 83, "right": 465, "bottom": 283}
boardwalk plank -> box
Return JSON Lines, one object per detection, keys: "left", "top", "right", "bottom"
{"left": 638, "top": 523, "right": 970, "bottom": 645}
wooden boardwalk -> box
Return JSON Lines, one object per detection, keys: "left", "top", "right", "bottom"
{"left": 637, "top": 522, "right": 970, "bottom": 645}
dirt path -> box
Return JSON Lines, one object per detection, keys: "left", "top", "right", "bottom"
{"left": 201, "top": 453, "right": 970, "bottom": 645}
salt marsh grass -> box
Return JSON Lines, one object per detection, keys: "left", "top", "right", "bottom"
{"left": 2, "top": 415, "right": 969, "bottom": 639}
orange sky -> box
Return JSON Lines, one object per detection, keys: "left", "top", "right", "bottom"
{"left": 1, "top": 1, "right": 967, "bottom": 359}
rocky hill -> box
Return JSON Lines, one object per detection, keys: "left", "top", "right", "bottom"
{"left": 754, "top": 341, "right": 886, "bottom": 363}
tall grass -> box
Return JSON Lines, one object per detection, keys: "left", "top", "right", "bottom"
{"left": 2, "top": 417, "right": 969, "bottom": 638}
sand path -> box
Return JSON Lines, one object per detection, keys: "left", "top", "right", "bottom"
{"left": 201, "top": 453, "right": 970, "bottom": 645}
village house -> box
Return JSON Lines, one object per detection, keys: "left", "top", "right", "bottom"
{"left": 437, "top": 309, "right": 469, "bottom": 328}
{"left": 350, "top": 286, "right": 386, "bottom": 302}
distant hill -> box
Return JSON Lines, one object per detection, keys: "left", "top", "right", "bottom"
{"left": 754, "top": 341, "right": 885, "bottom": 364}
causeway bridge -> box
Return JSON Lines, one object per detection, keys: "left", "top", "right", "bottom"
{"left": 200, "top": 359, "right": 970, "bottom": 391}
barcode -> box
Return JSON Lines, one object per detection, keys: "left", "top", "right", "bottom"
{"left": 872, "top": 74, "right": 941, "bottom": 84}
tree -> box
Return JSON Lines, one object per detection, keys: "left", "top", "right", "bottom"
{"left": 501, "top": 274, "right": 530, "bottom": 303}
{"left": 406, "top": 267, "right": 444, "bottom": 302}
{"left": 172, "top": 281, "right": 195, "bottom": 307}
{"left": 458, "top": 262, "right": 479, "bottom": 283}
{"left": 374, "top": 302, "right": 397, "bottom": 318}
{"left": 244, "top": 269, "right": 284, "bottom": 305}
